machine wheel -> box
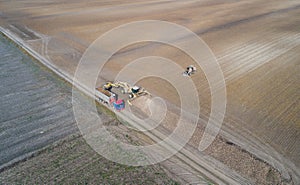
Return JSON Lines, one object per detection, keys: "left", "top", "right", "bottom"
{"left": 182, "top": 72, "right": 189, "bottom": 76}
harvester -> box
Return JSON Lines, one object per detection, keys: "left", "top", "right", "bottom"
{"left": 103, "top": 81, "right": 151, "bottom": 105}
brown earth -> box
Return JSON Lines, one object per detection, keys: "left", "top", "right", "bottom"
{"left": 0, "top": 0, "right": 299, "bottom": 184}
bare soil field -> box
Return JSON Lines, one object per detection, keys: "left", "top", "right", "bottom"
{"left": 0, "top": 34, "right": 180, "bottom": 184}
{"left": 0, "top": 0, "right": 299, "bottom": 184}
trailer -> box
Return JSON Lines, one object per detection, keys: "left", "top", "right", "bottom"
{"left": 95, "top": 87, "right": 125, "bottom": 111}
{"left": 95, "top": 87, "right": 114, "bottom": 105}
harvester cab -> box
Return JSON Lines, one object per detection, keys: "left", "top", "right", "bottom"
{"left": 131, "top": 86, "right": 140, "bottom": 93}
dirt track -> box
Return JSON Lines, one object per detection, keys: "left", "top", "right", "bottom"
{"left": 0, "top": 0, "right": 299, "bottom": 184}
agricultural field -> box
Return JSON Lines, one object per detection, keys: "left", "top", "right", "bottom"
{"left": 0, "top": 0, "right": 299, "bottom": 184}
{"left": 0, "top": 34, "right": 180, "bottom": 184}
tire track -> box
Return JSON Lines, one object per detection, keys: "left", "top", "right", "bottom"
{"left": 219, "top": 32, "right": 300, "bottom": 83}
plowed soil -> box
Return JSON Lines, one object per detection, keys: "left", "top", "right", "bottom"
{"left": 0, "top": 0, "right": 299, "bottom": 184}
